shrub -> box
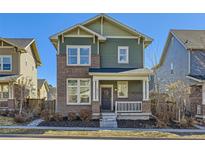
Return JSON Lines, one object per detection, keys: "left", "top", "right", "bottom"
{"left": 14, "top": 114, "right": 27, "bottom": 123}
{"left": 79, "top": 109, "right": 91, "bottom": 122}
{"left": 53, "top": 113, "right": 63, "bottom": 122}
{"left": 40, "top": 110, "right": 50, "bottom": 121}
{"left": 68, "top": 112, "right": 77, "bottom": 121}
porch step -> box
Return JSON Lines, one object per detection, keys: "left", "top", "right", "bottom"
{"left": 100, "top": 113, "right": 117, "bottom": 128}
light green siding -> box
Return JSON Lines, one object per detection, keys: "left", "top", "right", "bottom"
{"left": 60, "top": 37, "right": 98, "bottom": 55}
{"left": 100, "top": 38, "right": 143, "bottom": 68}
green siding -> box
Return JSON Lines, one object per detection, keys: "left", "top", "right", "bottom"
{"left": 59, "top": 37, "right": 98, "bottom": 55}
{"left": 100, "top": 80, "right": 143, "bottom": 101}
{"left": 100, "top": 38, "right": 143, "bottom": 68}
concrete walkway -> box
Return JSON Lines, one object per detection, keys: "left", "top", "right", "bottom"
{"left": 1, "top": 125, "right": 205, "bottom": 133}
{"left": 27, "top": 119, "right": 44, "bottom": 127}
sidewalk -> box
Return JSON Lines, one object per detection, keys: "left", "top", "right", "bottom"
{"left": 1, "top": 125, "right": 205, "bottom": 133}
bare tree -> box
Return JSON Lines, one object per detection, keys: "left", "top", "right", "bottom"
{"left": 165, "top": 80, "right": 191, "bottom": 122}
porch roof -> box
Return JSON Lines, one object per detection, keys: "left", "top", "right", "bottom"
{"left": 187, "top": 74, "right": 205, "bottom": 82}
{"left": 89, "top": 68, "right": 153, "bottom": 76}
{"left": 0, "top": 74, "right": 22, "bottom": 82}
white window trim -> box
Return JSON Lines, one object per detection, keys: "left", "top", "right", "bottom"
{"left": 66, "top": 78, "right": 91, "bottom": 105}
{"left": 117, "top": 81, "right": 128, "bottom": 98}
{"left": 66, "top": 45, "right": 91, "bottom": 66}
{"left": 118, "top": 46, "right": 129, "bottom": 64}
{"left": 0, "top": 84, "right": 10, "bottom": 101}
{"left": 0, "top": 55, "right": 12, "bottom": 71}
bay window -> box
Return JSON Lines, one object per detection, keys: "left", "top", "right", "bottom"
{"left": 0, "top": 84, "right": 9, "bottom": 100}
{"left": 0, "top": 56, "right": 12, "bottom": 71}
{"left": 67, "top": 79, "right": 90, "bottom": 104}
{"left": 117, "top": 81, "right": 128, "bottom": 98}
{"left": 67, "top": 45, "right": 91, "bottom": 65}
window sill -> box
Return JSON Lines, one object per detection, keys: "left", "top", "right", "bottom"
{"left": 0, "top": 99, "right": 9, "bottom": 102}
{"left": 66, "top": 64, "right": 91, "bottom": 66}
{"left": 66, "top": 103, "right": 91, "bottom": 105}
{"left": 117, "top": 96, "right": 128, "bottom": 98}
{"left": 117, "top": 62, "right": 129, "bottom": 64}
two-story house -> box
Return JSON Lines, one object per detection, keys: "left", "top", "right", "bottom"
{"left": 37, "top": 79, "right": 49, "bottom": 100}
{"left": 50, "top": 14, "right": 153, "bottom": 120}
{"left": 155, "top": 30, "right": 205, "bottom": 119}
{"left": 0, "top": 38, "right": 41, "bottom": 110}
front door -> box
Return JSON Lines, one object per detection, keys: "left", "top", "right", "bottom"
{"left": 101, "top": 87, "right": 112, "bottom": 111}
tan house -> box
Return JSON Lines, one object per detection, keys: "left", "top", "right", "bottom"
{"left": 0, "top": 38, "right": 41, "bottom": 110}
{"left": 37, "top": 79, "right": 49, "bottom": 100}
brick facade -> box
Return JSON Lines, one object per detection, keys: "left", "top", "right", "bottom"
{"left": 190, "top": 85, "right": 205, "bottom": 117}
{"left": 57, "top": 53, "right": 150, "bottom": 118}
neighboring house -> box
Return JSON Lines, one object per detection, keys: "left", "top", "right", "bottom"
{"left": 50, "top": 14, "right": 153, "bottom": 120}
{"left": 47, "top": 85, "right": 56, "bottom": 101}
{"left": 154, "top": 29, "right": 205, "bottom": 119}
{"left": 0, "top": 38, "right": 41, "bottom": 110}
{"left": 37, "top": 79, "right": 49, "bottom": 100}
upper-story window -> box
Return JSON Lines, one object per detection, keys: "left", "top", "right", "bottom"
{"left": 118, "top": 46, "right": 129, "bottom": 64}
{"left": 67, "top": 45, "right": 91, "bottom": 66}
{"left": 0, "top": 56, "right": 12, "bottom": 71}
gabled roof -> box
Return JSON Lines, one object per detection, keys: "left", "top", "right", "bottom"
{"left": 2, "top": 38, "right": 34, "bottom": 48}
{"left": 171, "top": 29, "right": 205, "bottom": 50}
{"left": 82, "top": 14, "right": 153, "bottom": 42}
{"left": 154, "top": 29, "right": 205, "bottom": 69}
{"left": 50, "top": 14, "right": 153, "bottom": 49}
{"left": 0, "top": 38, "right": 42, "bottom": 66}
{"left": 38, "top": 79, "right": 49, "bottom": 92}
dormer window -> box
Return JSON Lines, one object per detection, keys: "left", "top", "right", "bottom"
{"left": 118, "top": 46, "right": 129, "bottom": 64}
{"left": 0, "top": 56, "right": 12, "bottom": 71}
{"left": 67, "top": 45, "right": 91, "bottom": 66}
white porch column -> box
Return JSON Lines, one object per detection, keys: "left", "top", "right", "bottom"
{"left": 202, "top": 84, "right": 205, "bottom": 105}
{"left": 143, "top": 79, "right": 149, "bottom": 101}
{"left": 93, "top": 79, "right": 99, "bottom": 101}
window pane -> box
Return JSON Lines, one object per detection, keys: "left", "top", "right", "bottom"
{"left": 80, "top": 95, "right": 89, "bottom": 103}
{"left": 67, "top": 87, "right": 77, "bottom": 95}
{"left": 68, "top": 56, "right": 77, "bottom": 64}
{"left": 120, "top": 49, "right": 127, "bottom": 55}
{"left": 68, "top": 80, "right": 77, "bottom": 86}
{"left": 68, "top": 48, "right": 77, "bottom": 55}
{"left": 80, "top": 87, "right": 89, "bottom": 95}
{"left": 80, "top": 48, "right": 89, "bottom": 64}
{"left": 118, "top": 82, "right": 128, "bottom": 97}
{"left": 3, "top": 92, "right": 9, "bottom": 99}
{"left": 80, "top": 48, "right": 89, "bottom": 56}
{"left": 80, "top": 80, "right": 90, "bottom": 86}
{"left": 68, "top": 48, "right": 77, "bottom": 64}
{"left": 67, "top": 95, "right": 77, "bottom": 103}
{"left": 3, "top": 57, "right": 11, "bottom": 70}
{"left": 120, "top": 55, "right": 127, "bottom": 62}
{"left": 2, "top": 85, "right": 9, "bottom": 92}
{"left": 80, "top": 57, "right": 89, "bottom": 64}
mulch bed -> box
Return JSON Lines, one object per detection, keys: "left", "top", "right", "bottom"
{"left": 117, "top": 119, "right": 157, "bottom": 128}
{"left": 38, "top": 120, "right": 100, "bottom": 127}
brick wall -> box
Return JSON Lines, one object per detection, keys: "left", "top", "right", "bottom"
{"left": 57, "top": 54, "right": 93, "bottom": 116}
{"left": 190, "top": 85, "right": 204, "bottom": 116}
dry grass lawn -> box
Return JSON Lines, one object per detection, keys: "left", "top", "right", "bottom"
{"left": 0, "top": 128, "right": 205, "bottom": 139}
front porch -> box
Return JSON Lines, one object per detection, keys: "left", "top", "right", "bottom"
{"left": 89, "top": 68, "right": 152, "bottom": 120}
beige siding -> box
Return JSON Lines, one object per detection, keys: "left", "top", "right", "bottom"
{"left": 0, "top": 48, "right": 20, "bottom": 75}
{"left": 19, "top": 46, "right": 38, "bottom": 98}
{"left": 38, "top": 84, "right": 48, "bottom": 100}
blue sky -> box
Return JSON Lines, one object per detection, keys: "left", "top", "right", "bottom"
{"left": 0, "top": 13, "right": 205, "bottom": 86}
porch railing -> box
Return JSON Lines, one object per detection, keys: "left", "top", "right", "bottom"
{"left": 115, "top": 101, "right": 142, "bottom": 114}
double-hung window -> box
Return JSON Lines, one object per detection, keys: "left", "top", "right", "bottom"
{"left": 0, "top": 84, "right": 9, "bottom": 100}
{"left": 117, "top": 81, "right": 128, "bottom": 98}
{"left": 67, "top": 79, "right": 90, "bottom": 104}
{"left": 0, "top": 56, "right": 12, "bottom": 71}
{"left": 67, "top": 46, "right": 91, "bottom": 65}
{"left": 118, "top": 46, "right": 129, "bottom": 64}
